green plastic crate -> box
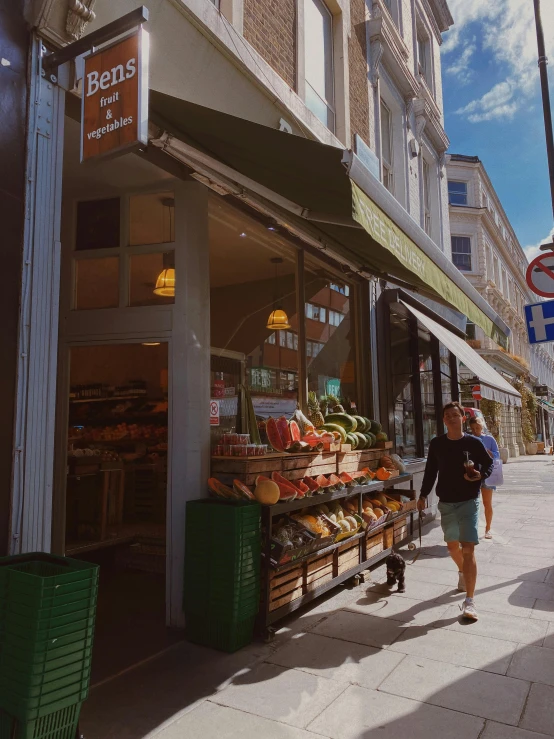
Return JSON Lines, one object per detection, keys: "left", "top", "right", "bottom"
{"left": 0, "top": 703, "right": 81, "bottom": 739}
{"left": 0, "top": 626, "right": 94, "bottom": 664}
{"left": 0, "top": 681, "right": 88, "bottom": 724}
{"left": 185, "top": 612, "right": 256, "bottom": 653}
{"left": 0, "top": 554, "right": 98, "bottom": 596}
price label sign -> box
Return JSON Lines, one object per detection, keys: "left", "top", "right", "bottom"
{"left": 210, "top": 400, "right": 220, "bottom": 426}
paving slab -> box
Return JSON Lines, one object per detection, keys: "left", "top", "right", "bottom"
{"left": 481, "top": 562, "right": 550, "bottom": 583}
{"left": 152, "top": 701, "right": 323, "bottom": 739}
{"left": 507, "top": 645, "right": 554, "bottom": 686}
{"left": 543, "top": 622, "right": 554, "bottom": 649}
{"left": 482, "top": 723, "right": 554, "bottom": 739}
{"left": 210, "top": 662, "right": 347, "bottom": 728}
{"left": 513, "top": 580, "right": 554, "bottom": 602}
{"left": 435, "top": 591, "right": 535, "bottom": 618}
{"left": 379, "top": 654, "right": 529, "bottom": 725}
{"left": 440, "top": 605, "right": 547, "bottom": 644}
{"left": 490, "top": 552, "right": 554, "bottom": 569}
{"left": 346, "top": 593, "right": 451, "bottom": 627}
{"left": 311, "top": 609, "right": 406, "bottom": 648}
{"left": 388, "top": 624, "right": 516, "bottom": 674}
{"left": 530, "top": 599, "right": 554, "bottom": 622}
{"left": 266, "top": 632, "right": 405, "bottom": 689}
{"left": 519, "top": 682, "right": 554, "bottom": 736}
{"left": 368, "top": 577, "right": 451, "bottom": 600}
{"left": 307, "top": 685, "right": 484, "bottom": 739}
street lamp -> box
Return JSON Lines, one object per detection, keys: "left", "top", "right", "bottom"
{"left": 534, "top": 0, "right": 554, "bottom": 252}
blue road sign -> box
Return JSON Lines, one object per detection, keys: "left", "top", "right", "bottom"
{"left": 525, "top": 299, "right": 554, "bottom": 344}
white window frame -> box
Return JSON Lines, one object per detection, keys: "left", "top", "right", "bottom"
{"left": 422, "top": 157, "right": 431, "bottom": 236}
{"left": 300, "top": 0, "right": 336, "bottom": 132}
{"left": 380, "top": 98, "right": 394, "bottom": 194}
{"left": 448, "top": 180, "right": 468, "bottom": 206}
{"left": 451, "top": 235, "right": 473, "bottom": 273}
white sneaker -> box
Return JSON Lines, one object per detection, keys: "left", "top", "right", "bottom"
{"left": 485, "top": 530, "right": 492, "bottom": 539}
{"left": 457, "top": 571, "right": 466, "bottom": 592}
{"left": 461, "top": 598, "right": 478, "bottom": 620}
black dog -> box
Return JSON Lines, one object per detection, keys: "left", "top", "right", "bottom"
{"left": 385, "top": 552, "right": 406, "bottom": 593}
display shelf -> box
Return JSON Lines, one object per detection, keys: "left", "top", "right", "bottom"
{"left": 258, "top": 472, "right": 416, "bottom": 637}
{"left": 70, "top": 395, "right": 145, "bottom": 404}
{"left": 69, "top": 413, "right": 167, "bottom": 425}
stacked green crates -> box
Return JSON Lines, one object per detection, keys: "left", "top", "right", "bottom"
{"left": 184, "top": 499, "right": 261, "bottom": 652}
{"left": 0, "top": 553, "right": 99, "bottom": 738}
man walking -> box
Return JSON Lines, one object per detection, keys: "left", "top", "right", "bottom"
{"left": 417, "top": 401, "right": 494, "bottom": 620}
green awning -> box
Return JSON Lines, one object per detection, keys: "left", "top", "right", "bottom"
{"left": 149, "top": 91, "right": 510, "bottom": 347}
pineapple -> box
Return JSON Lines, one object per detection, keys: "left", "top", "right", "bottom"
{"left": 327, "top": 394, "right": 345, "bottom": 413}
{"left": 307, "top": 391, "right": 325, "bottom": 428}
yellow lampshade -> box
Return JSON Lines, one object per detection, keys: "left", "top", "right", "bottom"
{"left": 266, "top": 308, "right": 290, "bottom": 330}
{"left": 153, "top": 268, "right": 175, "bottom": 297}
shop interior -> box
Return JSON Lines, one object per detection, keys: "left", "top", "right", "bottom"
{"left": 59, "top": 116, "right": 181, "bottom": 682}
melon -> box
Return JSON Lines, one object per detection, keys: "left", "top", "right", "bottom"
{"left": 376, "top": 432, "right": 388, "bottom": 442}
{"left": 375, "top": 467, "right": 392, "bottom": 481}
{"left": 316, "top": 474, "right": 333, "bottom": 489}
{"left": 344, "top": 515, "right": 358, "bottom": 531}
{"left": 328, "top": 474, "right": 345, "bottom": 490}
{"left": 353, "top": 432, "right": 368, "bottom": 449}
{"left": 271, "top": 471, "right": 305, "bottom": 498}
{"left": 364, "top": 432, "right": 376, "bottom": 448}
{"left": 303, "top": 476, "right": 321, "bottom": 494}
{"left": 266, "top": 418, "right": 285, "bottom": 452}
{"left": 373, "top": 507, "right": 384, "bottom": 518}
{"left": 321, "top": 423, "right": 347, "bottom": 443}
{"left": 339, "top": 471, "right": 356, "bottom": 487}
{"left": 232, "top": 480, "right": 255, "bottom": 500}
{"left": 289, "top": 420, "right": 301, "bottom": 443}
{"left": 254, "top": 479, "right": 280, "bottom": 505}
{"left": 368, "top": 420, "right": 382, "bottom": 435}
{"left": 276, "top": 416, "right": 292, "bottom": 449}
{"left": 390, "top": 454, "right": 406, "bottom": 473}
{"left": 338, "top": 520, "right": 350, "bottom": 533}
{"left": 207, "top": 478, "right": 238, "bottom": 499}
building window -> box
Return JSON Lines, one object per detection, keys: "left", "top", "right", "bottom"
{"left": 451, "top": 236, "right": 472, "bottom": 271}
{"left": 306, "top": 303, "right": 327, "bottom": 323}
{"left": 422, "top": 158, "right": 431, "bottom": 236}
{"left": 466, "top": 322, "right": 476, "bottom": 340}
{"left": 329, "top": 310, "right": 343, "bottom": 327}
{"left": 304, "top": 0, "right": 335, "bottom": 131}
{"left": 330, "top": 283, "right": 350, "bottom": 296}
{"left": 448, "top": 180, "right": 468, "bottom": 206}
{"left": 380, "top": 100, "right": 393, "bottom": 193}
{"left": 266, "top": 333, "right": 276, "bottom": 345}
{"left": 417, "top": 32, "right": 431, "bottom": 87}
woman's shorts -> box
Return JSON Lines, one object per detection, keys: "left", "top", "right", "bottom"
{"left": 481, "top": 483, "right": 496, "bottom": 491}
{"left": 438, "top": 498, "right": 480, "bottom": 545}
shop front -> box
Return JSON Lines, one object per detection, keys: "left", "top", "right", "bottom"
{"left": 14, "top": 36, "right": 517, "bottom": 664}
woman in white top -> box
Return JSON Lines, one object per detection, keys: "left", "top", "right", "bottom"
{"left": 469, "top": 416, "right": 500, "bottom": 539}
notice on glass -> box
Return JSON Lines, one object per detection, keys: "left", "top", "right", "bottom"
{"left": 252, "top": 396, "right": 297, "bottom": 419}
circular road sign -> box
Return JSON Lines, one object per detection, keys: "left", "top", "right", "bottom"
{"left": 526, "top": 251, "right": 554, "bottom": 298}
{"left": 472, "top": 385, "right": 482, "bottom": 401}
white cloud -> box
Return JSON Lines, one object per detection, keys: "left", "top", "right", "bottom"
{"left": 443, "top": 0, "right": 554, "bottom": 123}
{"left": 445, "top": 41, "right": 476, "bottom": 85}
{"left": 524, "top": 227, "right": 554, "bottom": 263}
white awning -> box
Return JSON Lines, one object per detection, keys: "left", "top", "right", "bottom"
{"left": 538, "top": 399, "right": 554, "bottom": 416}
{"left": 401, "top": 301, "right": 522, "bottom": 407}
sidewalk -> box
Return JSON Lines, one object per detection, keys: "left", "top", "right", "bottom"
{"left": 81, "top": 455, "right": 554, "bottom": 739}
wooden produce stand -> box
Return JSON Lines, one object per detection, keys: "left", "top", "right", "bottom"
{"left": 258, "top": 472, "right": 415, "bottom": 641}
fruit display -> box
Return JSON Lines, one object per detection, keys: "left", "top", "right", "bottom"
{"left": 254, "top": 479, "right": 280, "bottom": 505}
{"left": 70, "top": 422, "right": 167, "bottom": 442}
{"left": 389, "top": 454, "right": 406, "bottom": 473}
{"left": 314, "top": 500, "right": 362, "bottom": 540}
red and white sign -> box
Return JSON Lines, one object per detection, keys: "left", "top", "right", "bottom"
{"left": 472, "top": 385, "right": 482, "bottom": 401}
{"left": 526, "top": 252, "right": 554, "bottom": 298}
{"left": 209, "top": 400, "right": 220, "bottom": 426}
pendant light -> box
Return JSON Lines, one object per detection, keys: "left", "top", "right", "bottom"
{"left": 154, "top": 199, "right": 176, "bottom": 297}
{"left": 266, "top": 257, "right": 291, "bottom": 330}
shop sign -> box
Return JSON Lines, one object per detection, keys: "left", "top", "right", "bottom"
{"left": 210, "top": 400, "right": 220, "bottom": 426}
{"left": 350, "top": 183, "right": 509, "bottom": 350}
{"left": 526, "top": 252, "right": 554, "bottom": 298}
{"left": 81, "top": 29, "right": 148, "bottom": 162}
{"left": 535, "top": 385, "right": 549, "bottom": 397}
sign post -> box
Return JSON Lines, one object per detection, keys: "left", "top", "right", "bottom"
{"left": 81, "top": 28, "right": 148, "bottom": 161}
{"left": 526, "top": 252, "right": 554, "bottom": 298}
{"left": 525, "top": 299, "right": 554, "bottom": 345}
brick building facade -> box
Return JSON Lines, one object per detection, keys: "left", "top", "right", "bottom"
{"left": 243, "top": 0, "right": 297, "bottom": 89}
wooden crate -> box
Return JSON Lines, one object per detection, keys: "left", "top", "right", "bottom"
{"left": 306, "top": 551, "right": 334, "bottom": 591}
{"left": 364, "top": 531, "right": 384, "bottom": 562}
{"left": 337, "top": 449, "right": 381, "bottom": 474}
{"left": 281, "top": 451, "right": 337, "bottom": 481}
{"left": 393, "top": 516, "right": 409, "bottom": 544}
{"left": 268, "top": 564, "right": 303, "bottom": 611}
{"left": 383, "top": 526, "right": 394, "bottom": 549}
{"left": 211, "top": 453, "right": 284, "bottom": 487}
{"left": 374, "top": 441, "right": 394, "bottom": 449}
{"left": 337, "top": 539, "right": 360, "bottom": 574}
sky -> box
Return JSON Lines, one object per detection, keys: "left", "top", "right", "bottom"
{"left": 441, "top": 0, "right": 554, "bottom": 263}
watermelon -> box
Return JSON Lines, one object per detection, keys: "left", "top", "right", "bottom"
{"left": 352, "top": 416, "right": 367, "bottom": 432}
{"left": 289, "top": 419, "right": 301, "bottom": 443}
{"left": 266, "top": 418, "right": 285, "bottom": 452}
{"left": 364, "top": 432, "right": 376, "bottom": 448}
{"left": 276, "top": 416, "right": 292, "bottom": 449}
{"left": 303, "top": 476, "right": 321, "bottom": 494}
{"left": 368, "top": 420, "right": 382, "bottom": 435}
{"left": 208, "top": 478, "right": 239, "bottom": 499}
{"left": 353, "top": 432, "right": 367, "bottom": 449}
{"left": 346, "top": 433, "right": 358, "bottom": 449}
{"left": 271, "top": 471, "right": 304, "bottom": 498}
{"left": 339, "top": 471, "right": 357, "bottom": 487}
{"left": 232, "top": 479, "right": 255, "bottom": 500}
{"left": 321, "top": 423, "right": 347, "bottom": 443}
{"left": 327, "top": 474, "right": 345, "bottom": 490}
{"left": 316, "top": 474, "right": 333, "bottom": 490}
{"left": 376, "top": 431, "right": 388, "bottom": 442}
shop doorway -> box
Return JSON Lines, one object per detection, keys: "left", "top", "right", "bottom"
{"left": 64, "top": 342, "right": 178, "bottom": 682}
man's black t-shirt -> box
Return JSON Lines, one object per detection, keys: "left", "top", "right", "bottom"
{"left": 420, "top": 433, "right": 494, "bottom": 503}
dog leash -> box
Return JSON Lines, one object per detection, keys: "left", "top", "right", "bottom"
{"left": 407, "top": 509, "right": 424, "bottom": 563}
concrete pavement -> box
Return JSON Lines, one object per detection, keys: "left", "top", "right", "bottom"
{"left": 81, "top": 455, "right": 554, "bottom": 739}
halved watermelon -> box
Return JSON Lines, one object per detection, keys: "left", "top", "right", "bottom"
{"left": 266, "top": 418, "right": 285, "bottom": 452}
{"left": 232, "top": 480, "right": 255, "bottom": 500}
{"left": 276, "top": 416, "right": 292, "bottom": 449}
{"left": 296, "top": 479, "right": 311, "bottom": 496}
{"left": 360, "top": 467, "right": 376, "bottom": 480}
{"left": 316, "top": 474, "right": 333, "bottom": 490}
{"left": 275, "top": 485, "right": 297, "bottom": 501}
{"left": 289, "top": 420, "right": 301, "bottom": 443}
{"left": 327, "top": 474, "right": 345, "bottom": 490}
{"left": 303, "top": 476, "right": 321, "bottom": 494}
{"left": 271, "top": 471, "right": 304, "bottom": 498}
{"left": 255, "top": 474, "right": 269, "bottom": 485}
{"left": 208, "top": 478, "right": 239, "bottom": 499}
{"left": 339, "top": 471, "right": 357, "bottom": 487}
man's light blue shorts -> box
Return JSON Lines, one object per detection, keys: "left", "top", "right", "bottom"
{"left": 438, "top": 498, "right": 480, "bottom": 545}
